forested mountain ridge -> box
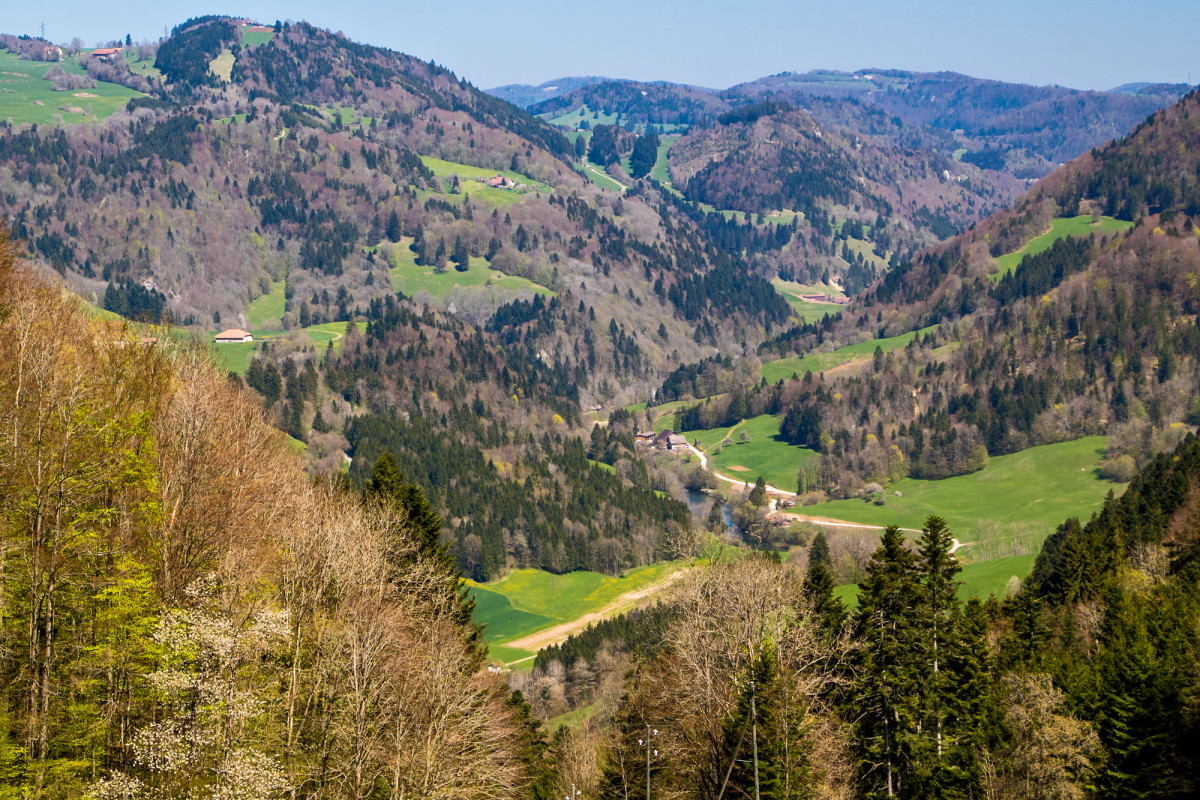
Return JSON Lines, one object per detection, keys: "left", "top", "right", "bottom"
{"left": 667, "top": 105, "right": 1023, "bottom": 291}
{"left": 485, "top": 76, "right": 613, "bottom": 109}
{"left": 661, "top": 86, "right": 1200, "bottom": 496}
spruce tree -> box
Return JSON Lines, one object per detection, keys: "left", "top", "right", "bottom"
{"left": 803, "top": 531, "right": 844, "bottom": 638}
{"left": 367, "top": 453, "right": 482, "bottom": 659}
{"left": 914, "top": 515, "right": 962, "bottom": 795}
{"left": 853, "top": 526, "right": 921, "bottom": 799}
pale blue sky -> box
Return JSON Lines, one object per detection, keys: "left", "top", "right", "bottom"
{"left": 9, "top": 0, "right": 1198, "bottom": 92}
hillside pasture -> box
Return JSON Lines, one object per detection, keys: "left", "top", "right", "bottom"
{"left": 0, "top": 49, "right": 142, "bottom": 125}
{"left": 240, "top": 26, "right": 275, "bottom": 47}
{"left": 386, "top": 238, "right": 551, "bottom": 298}
{"left": 544, "top": 104, "right": 620, "bottom": 129}
{"left": 467, "top": 563, "right": 687, "bottom": 666}
{"left": 761, "top": 325, "right": 938, "bottom": 384}
{"left": 771, "top": 278, "right": 847, "bottom": 322}
{"left": 685, "top": 414, "right": 819, "bottom": 492}
{"left": 419, "top": 155, "right": 553, "bottom": 204}
{"left": 210, "top": 322, "right": 360, "bottom": 374}
{"left": 244, "top": 280, "right": 286, "bottom": 328}
{"left": 991, "top": 215, "right": 1133, "bottom": 280}
{"left": 787, "top": 436, "right": 1118, "bottom": 549}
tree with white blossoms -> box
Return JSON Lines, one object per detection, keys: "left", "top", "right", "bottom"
{"left": 92, "top": 575, "right": 292, "bottom": 800}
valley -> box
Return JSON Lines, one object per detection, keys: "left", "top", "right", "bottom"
{"left": 0, "top": 9, "right": 1198, "bottom": 800}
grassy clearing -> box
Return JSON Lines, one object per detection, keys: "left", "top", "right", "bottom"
{"left": 686, "top": 414, "right": 819, "bottom": 492}
{"left": 244, "top": 280, "right": 285, "bottom": 328}
{"left": 466, "top": 563, "right": 685, "bottom": 664}
{"left": 121, "top": 51, "right": 162, "bottom": 79}
{"left": 420, "top": 155, "right": 552, "bottom": 196}
{"left": 386, "top": 238, "right": 551, "bottom": 298}
{"left": 210, "top": 322, "right": 360, "bottom": 374}
{"left": 578, "top": 163, "right": 626, "bottom": 192}
{"left": 470, "top": 586, "right": 554, "bottom": 642}
{"left": 761, "top": 325, "right": 938, "bottom": 385}
{"left": 0, "top": 49, "right": 142, "bottom": 125}
{"left": 991, "top": 215, "right": 1133, "bottom": 280}
{"left": 208, "top": 50, "right": 235, "bottom": 82}
{"left": 791, "top": 437, "right": 1118, "bottom": 546}
{"left": 771, "top": 279, "right": 846, "bottom": 322}
{"left": 544, "top": 104, "right": 620, "bottom": 129}
{"left": 240, "top": 27, "right": 275, "bottom": 47}
{"left": 543, "top": 703, "right": 598, "bottom": 731}
{"left": 650, "top": 136, "right": 678, "bottom": 184}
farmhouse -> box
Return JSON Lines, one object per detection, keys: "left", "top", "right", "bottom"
{"left": 214, "top": 328, "right": 253, "bottom": 343}
{"left": 652, "top": 430, "right": 690, "bottom": 451}
{"left": 40, "top": 46, "right": 62, "bottom": 61}
{"left": 89, "top": 47, "right": 123, "bottom": 62}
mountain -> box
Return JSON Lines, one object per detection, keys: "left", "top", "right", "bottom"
{"left": 663, "top": 85, "right": 1200, "bottom": 496}
{"left": 731, "top": 70, "right": 1192, "bottom": 167}
{"left": 485, "top": 75, "right": 612, "bottom": 108}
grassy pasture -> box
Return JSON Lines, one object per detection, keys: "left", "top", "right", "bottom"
{"left": 208, "top": 50, "right": 235, "bottom": 82}
{"left": 386, "top": 238, "right": 551, "bottom": 298}
{"left": 544, "top": 104, "right": 620, "bottom": 129}
{"left": 210, "top": 322, "right": 360, "bottom": 374}
{"left": 771, "top": 278, "right": 846, "bottom": 322}
{"left": 685, "top": 414, "right": 819, "bottom": 492}
{"left": 991, "top": 215, "right": 1133, "bottom": 280}
{"left": 578, "top": 163, "right": 626, "bottom": 192}
{"left": 420, "top": 155, "right": 552, "bottom": 196}
{"left": 789, "top": 437, "right": 1117, "bottom": 547}
{"left": 244, "top": 280, "right": 286, "bottom": 328}
{"left": 649, "top": 135, "right": 678, "bottom": 184}
{"left": 0, "top": 49, "right": 142, "bottom": 125}
{"left": 761, "top": 325, "right": 938, "bottom": 384}
{"left": 240, "top": 27, "right": 275, "bottom": 47}
{"left": 466, "top": 563, "right": 685, "bottom": 665}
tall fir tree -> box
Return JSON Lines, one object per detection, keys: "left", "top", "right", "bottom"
{"left": 853, "top": 526, "right": 922, "bottom": 799}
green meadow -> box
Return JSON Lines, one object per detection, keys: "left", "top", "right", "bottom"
{"left": 649, "top": 135, "right": 679, "bottom": 184}
{"left": 544, "top": 104, "right": 621, "bottom": 128}
{"left": 761, "top": 325, "right": 939, "bottom": 384}
{"left": 685, "top": 414, "right": 819, "bottom": 492}
{"left": 208, "top": 50, "right": 235, "bottom": 82}
{"left": 244, "top": 280, "right": 286, "bottom": 328}
{"left": 210, "top": 322, "right": 360, "bottom": 375}
{"left": 240, "top": 26, "right": 276, "bottom": 47}
{"left": 579, "top": 162, "right": 626, "bottom": 191}
{"left": 992, "top": 215, "right": 1133, "bottom": 280}
{"left": 386, "top": 238, "right": 551, "bottom": 298}
{"left": 771, "top": 279, "right": 847, "bottom": 322}
{"left": 419, "top": 155, "right": 553, "bottom": 203}
{"left": 790, "top": 436, "right": 1117, "bottom": 548}
{"left": 0, "top": 49, "right": 143, "bottom": 125}
{"left": 466, "top": 563, "right": 685, "bottom": 666}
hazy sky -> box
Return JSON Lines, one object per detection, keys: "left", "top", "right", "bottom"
{"left": 9, "top": 0, "right": 1199, "bottom": 92}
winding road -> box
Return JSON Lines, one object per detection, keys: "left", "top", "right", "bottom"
{"left": 684, "top": 443, "right": 966, "bottom": 553}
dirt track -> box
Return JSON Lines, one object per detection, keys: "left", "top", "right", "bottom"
{"left": 501, "top": 568, "right": 691, "bottom": 654}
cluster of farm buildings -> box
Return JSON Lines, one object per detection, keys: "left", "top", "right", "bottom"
{"left": 635, "top": 430, "right": 689, "bottom": 451}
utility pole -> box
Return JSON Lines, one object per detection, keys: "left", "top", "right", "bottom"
{"left": 750, "top": 682, "right": 760, "bottom": 800}
{"left": 639, "top": 725, "right": 658, "bottom": 800}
